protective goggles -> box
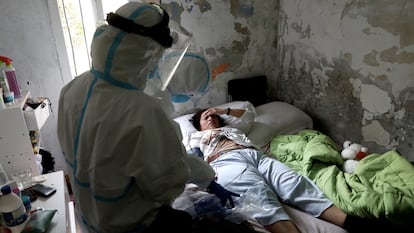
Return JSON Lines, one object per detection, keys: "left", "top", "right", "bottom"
{"left": 106, "top": 3, "right": 173, "bottom": 48}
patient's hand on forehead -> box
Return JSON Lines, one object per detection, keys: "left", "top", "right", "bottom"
{"left": 203, "top": 108, "right": 226, "bottom": 117}
{"left": 200, "top": 108, "right": 226, "bottom": 130}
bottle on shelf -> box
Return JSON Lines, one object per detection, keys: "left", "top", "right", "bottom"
{"left": 0, "top": 63, "right": 14, "bottom": 106}
{"left": 2, "top": 91, "right": 14, "bottom": 106}
{"left": 0, "top": 56, "right": 20, "bottom": 99}
{"left": 0, "top": 185, "right": 28, "bottom": 231}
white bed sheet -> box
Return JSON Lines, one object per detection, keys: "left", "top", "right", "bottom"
{"left": 249, "top": 204, "right": 348, "bottom": 233}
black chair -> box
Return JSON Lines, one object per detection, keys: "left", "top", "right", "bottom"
{"left": 227, "top": 76, "right": 268, "bottom": 106}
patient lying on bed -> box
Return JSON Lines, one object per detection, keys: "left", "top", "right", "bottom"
{"left": 187, "top": 103, "right": 403, "bottom": 233}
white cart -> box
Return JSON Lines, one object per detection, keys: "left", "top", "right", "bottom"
{"left": 0, "top": 90, "right": 50, "bottom": 179}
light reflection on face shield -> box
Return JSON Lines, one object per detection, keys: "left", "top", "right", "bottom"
{"left": 157, "top": 44, "right": 191, "bottom": 92}
{"left": 144, "top": 22, "right": 192, "bottom": 98}
{"left": 160, "top": 44, "right": 191, "bottom": 91}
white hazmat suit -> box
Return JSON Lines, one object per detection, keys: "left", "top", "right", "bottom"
{"left": 57, "top": 2, "right": 214, "bottom": 233}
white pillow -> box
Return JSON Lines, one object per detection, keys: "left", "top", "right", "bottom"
{"left": 247, "top": 101, "right": 313, "bottom": 147}
{"left": 173, "top": 101, "right": 252, "bottom": 150}
{"left": 173, "top": 113, "right": 196, "bottom": 150}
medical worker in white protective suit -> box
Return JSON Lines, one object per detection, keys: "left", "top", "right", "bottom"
{"left": 57, "top": 2, "right": 238, "bottom": 233}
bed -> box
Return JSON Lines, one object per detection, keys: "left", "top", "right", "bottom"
{"left": 173, "top": 100, "right": 348, "bottom": 233}
{"left": 171, "top": 76, "right": 414, "bottom": 232}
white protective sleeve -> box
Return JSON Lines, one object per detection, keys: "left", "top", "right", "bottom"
{"left": 185, "top": 154, "right": 216, "bottom": 189}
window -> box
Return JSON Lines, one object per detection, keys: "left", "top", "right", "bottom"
{"left": 57, "top": 0, "right": 128, "bottom": 77}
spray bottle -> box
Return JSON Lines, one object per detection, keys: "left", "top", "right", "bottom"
{"left": 0, "top": 61, "right": 13, "bottom": 105}
{"left": 0, "top": 56, "right": 21, "bottom": 99}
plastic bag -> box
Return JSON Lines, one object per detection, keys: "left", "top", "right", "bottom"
{"left": 232, "top": 183, "right": 276, "bottom": 217}
{"left": 173, "top": 184, "right": 227, "bottom": 218}
{"left": 22, "top": 209, "right": 57, "bottom": 233}
{"left": 172, "top": 184, "right": 247, "bottom": 223}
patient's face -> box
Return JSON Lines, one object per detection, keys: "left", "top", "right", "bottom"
{"left": 200, "top": 111, "right": 220, "bottom": 130}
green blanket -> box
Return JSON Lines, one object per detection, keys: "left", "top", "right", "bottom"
{"left": 270, "top": 129, "right": 414, "bottom": 224}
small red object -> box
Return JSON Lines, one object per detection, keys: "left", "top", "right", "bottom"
{"left": 356, "top": 151, "right": 367, "bottom": 161}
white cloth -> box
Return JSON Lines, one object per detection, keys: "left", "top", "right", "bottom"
{"left": 189, "top": 103, "right": 258, "bottom": 159}
{"left": 190, "top": 127, "right": 254, "bottom": 159}
{"left": 219, "top": 101, "right": 256, "bottom": 134}
{"left": 57, "top": 2, "right": 214, "bottom": 233}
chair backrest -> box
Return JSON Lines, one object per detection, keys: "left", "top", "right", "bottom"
{"left": 227, "top": 76, "right": 268, "bottom": 106}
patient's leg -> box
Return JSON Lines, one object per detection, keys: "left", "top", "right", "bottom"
{"left": 319, "top": 205, "right": 411, "bottom": 233}
{"left": 210, "top": 150, "right": 295, "bottom": 230}
{"left": 264, "top": 220, "right": 301, "bottom": 233}
{"left": 319, "top": 205, "right": 347, "bottom": 227}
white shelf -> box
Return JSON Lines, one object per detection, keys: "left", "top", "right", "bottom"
{"left": 0, "top": 90, "right": 50, "bottom": 179}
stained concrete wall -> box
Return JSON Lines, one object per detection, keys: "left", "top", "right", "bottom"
{"left": 1, "top": 0, "right": 412, "bottom": 174}
{"left": 161, "top": 0, "right": 279, "bottom": 106}
{"left": 0, "top": 0, "right": 72, "bottom": 172}
{"left": 0, "top": 0, "right": 280, "bottom": 171}
{"left": 276, "top": 0, "right": 414, "bottom": 161}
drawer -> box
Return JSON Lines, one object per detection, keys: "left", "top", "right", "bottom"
{"left": 24, "top": 98, "right": 50, "bottom": 130}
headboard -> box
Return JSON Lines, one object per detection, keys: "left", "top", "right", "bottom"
{"left": 227, "top": 76, "right": 269, "bottom": 106}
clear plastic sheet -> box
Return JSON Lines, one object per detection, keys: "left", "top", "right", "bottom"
{"left": 172, "top": 184, "right": 247, "bottom": 224}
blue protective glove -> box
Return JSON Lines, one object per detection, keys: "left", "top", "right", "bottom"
{"left": 207, "top": 181, "right": 240, "bottom": 208}
{"left": 187, "top": 147, "right": 203, "bottom": 159}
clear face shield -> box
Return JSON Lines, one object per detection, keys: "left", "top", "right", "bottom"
{"left": 107, "top": 3, "right": 196, "bottom": 114}
{"left": 144, "top": 22, "right": 192, "bottom": 112}
{"left": 106, "top": 3, "right": 190, "bottom": 95}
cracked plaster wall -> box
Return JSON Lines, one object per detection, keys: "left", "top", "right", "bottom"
{"left": 276, "top": 0, "right": 414, "bottom": 161}
{"left": 3, "top": 0, "right": 410, "bottom": 172}
{"left": 161, "top": 0, "right": 414, "bottom": 161}
{"left": 161, "top": 0, "right": 279, "bottom": 108}
{"left": 0, "top": 0, "right": 280, "bottom": 172}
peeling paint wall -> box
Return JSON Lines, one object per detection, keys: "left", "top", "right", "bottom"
{"left": 276, "top": 0, "right": 414, "bottom": 161}
{"left": 3, "top": 0, "right": 411, "bottom": 172}
{"left": 161, "top": 0, "right": 279, "bottom": 107}
{"left": 0, "top": 0, "right": 280, "bottom": 172}
{"left": 0, "top": 0, "right": 72, "bottom": 172}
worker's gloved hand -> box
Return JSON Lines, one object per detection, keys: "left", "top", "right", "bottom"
{"left": 207, "top": 181, "right": 239, "bottom": 208}
{"left": 187, "top": 147, "right": 203, "bottom": 159}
